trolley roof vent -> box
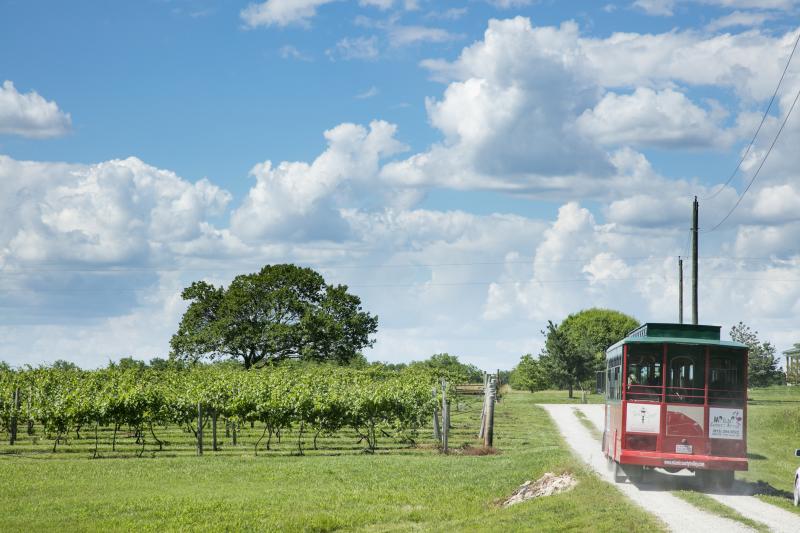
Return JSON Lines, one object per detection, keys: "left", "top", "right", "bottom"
{"left": 627, "top": 323, "right": 721, "bottom": 341}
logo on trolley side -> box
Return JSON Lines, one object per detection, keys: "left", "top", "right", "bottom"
{"left": 709, "top": 408, "right": 744, "bottom": 440}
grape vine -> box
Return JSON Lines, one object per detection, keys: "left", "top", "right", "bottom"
{"left": 0, "top": 365, "right": 452, "bottom": 456}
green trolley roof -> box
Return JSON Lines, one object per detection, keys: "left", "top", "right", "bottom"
{"left": 607, "top": 322, "right": 747, "bottom": 354}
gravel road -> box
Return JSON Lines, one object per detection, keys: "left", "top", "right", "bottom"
{"left": 541, "top": 404, "right": 754, "bottom": 533}
{"left": 568, "top": 404, "right": 800, "bottom": 533}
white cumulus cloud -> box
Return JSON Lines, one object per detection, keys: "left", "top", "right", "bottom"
{"left": 0, "top": 155, "right": 231, "bottom": 267}
{"left": 577, "top": 88, "right": 734, "bottom": 149}
{"left": 230, "top": 120, "right": 408, "bottom": 242}
{"left": 0, "top": 81, "right": 72, "bottom": 138}
{"left": 240, "top": 0, "right": 336, "bottom": 28}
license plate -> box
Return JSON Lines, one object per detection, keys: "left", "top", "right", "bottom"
{"left": 676, "top": 444, "right": 693, "bottom": 454}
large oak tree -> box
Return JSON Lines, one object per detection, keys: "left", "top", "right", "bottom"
{"left": 170, "top": 264, "right": 378, "bottom": 369}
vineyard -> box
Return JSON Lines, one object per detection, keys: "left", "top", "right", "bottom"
{"left": 0, "top": 365, "right": 450, "bottom": 458}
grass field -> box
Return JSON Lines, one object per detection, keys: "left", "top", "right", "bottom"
{"left": 659, "top": 386, "right": 800, "bottom": 516}
{"left": 0, "top": 391, "right": 664, "bottom": 532}
{"left": 741, "top": 386, "right": 800, "bottom": 513}
{"left": 526, "top": 389, "right": 604, "bottom": 405}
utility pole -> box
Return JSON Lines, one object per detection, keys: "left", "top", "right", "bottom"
{"left": 692, "top": 197, "right": 699, "bottom": 325}
{"left": 678, "top": 256, "right": 684, "bottom": 324}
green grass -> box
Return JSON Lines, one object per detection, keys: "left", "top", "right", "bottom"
{"left": 527, "top": 389, "right": 604, "bottom": 404}
{"left": 0, "top": 391, "right": 665, "bottom": 532}
{"left": 671, "top": 490, "right": 770, "bottom": 532}
{"left": 572, "top": 409, "right": 602, "bottom": 440}
{"left": 741, "top": 386, "right": 800, "bottom": 513}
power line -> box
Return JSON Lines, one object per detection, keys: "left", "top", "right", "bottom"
{"left": 681, "top": 228, "right": 692, "bottom": 259}
{"left": 703, "top": 29, "right": 800, "bottom": 201}
{"left": 0, "top": 254, "right": 790, "bottom": 275}
{"left": 0, "top": 276, "right": 669, "bottom": 293}
{"left": 0, "top": 255, "right": 792, "bottom": 277}
{"left": 6, "top": 271, "right": 800, "bottom": 293}
{"left": 0, "top": 256, "right": 674, "bottom": 274}
{"left": 704, "top": 83, "right": 800, "bottom": 233}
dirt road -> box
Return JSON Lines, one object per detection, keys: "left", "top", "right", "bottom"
{"left": 541, "top": 403, "right": 798, "bottom": 532}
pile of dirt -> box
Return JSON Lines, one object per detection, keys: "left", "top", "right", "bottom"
{"left": 502, "top": 472, "right": 578, "bottom": 507}
{"left": 459, "top": 445, "right": 500, "bottom": 456}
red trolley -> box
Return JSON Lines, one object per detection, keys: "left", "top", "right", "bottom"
{"left": 602, "top": 323, "right": 748, "bottom": 487}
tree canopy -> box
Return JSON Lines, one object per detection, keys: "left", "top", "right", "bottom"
{"left": 539, "top": 308, "right": 638, "bottom": 397}
{"left": 559, "top": 308, "right": 639, "bottom": 362}
{"left": 509, "top": 353, "right": 549, "bottom": 392}
{"left": 170, "top": 264, "right": 378, "bottom": 369}
{"left": 409, "top": 353, "right": 483, "bottom": 383}
{"left": 729, "top": 322, "right": 783, "bottom": 387}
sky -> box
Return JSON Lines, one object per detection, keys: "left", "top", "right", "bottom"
{"left": 1, "top": 0, "right": 800, "bottom": 371}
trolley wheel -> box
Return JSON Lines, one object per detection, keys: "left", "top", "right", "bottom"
{"left": 715, "top": 470, "right": 734, "bottom": 490}
{"left": 612, "top": 460, "right": 624, "bottom": 483}
{"left": 696, "top": 469, "right": 714, "bottom": 490}
{"left": 625, "top": 465, "right": 644, "bottom": 483}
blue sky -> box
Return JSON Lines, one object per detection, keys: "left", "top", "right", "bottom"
{"left": 0, "top": 0, "right": 763, "bottom": 196}
{"left": 1, "top": 0, "right": 800, "bottom": 369}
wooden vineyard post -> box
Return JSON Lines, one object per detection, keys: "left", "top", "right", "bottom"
{"left": 10, "top": 387, "right": 20, "bottom": 445}
{"left": 432, "top": 387, "right": 441, "bottom": 440}
{"left": 484, "top": 377, "right": 495, "bottom": 448}
{"left": 197, "top": 402, "right": 204, "bottom": 456}
{"left": 479, "top": 373, "right": 489, "bottom": 438}
{"left": 26, "top": 387, "right": 33, "bottom": 435}
{"left": 441, "top": 379, "right": 448, "bottom": 454}
{"left": 212, "top": 410, "right": 218, "bottom": 451}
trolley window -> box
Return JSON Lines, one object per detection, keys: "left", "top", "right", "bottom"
{"left": 709, "top": 347, "right": 746, "bottom": 405}
{"left": 626, "top": 345, "right": 662, "bottom": 402}
{"left": 606, "top": 346, "right": 623, "bottom": 401}
{"left": 666, "top": 345, "right": 705, "bottom": 404}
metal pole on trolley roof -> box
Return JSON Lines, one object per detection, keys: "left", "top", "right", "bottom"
{"left": 692, "top": 197, "right": 699, "bottom": 325}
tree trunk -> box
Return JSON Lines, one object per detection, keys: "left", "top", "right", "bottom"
{"left": 568, "top": 382, "right": 574, "bottom": 398}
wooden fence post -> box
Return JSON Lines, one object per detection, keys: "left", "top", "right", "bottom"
{"left": 197, "top": 402, "right": 204, "bottom": 456}
{"left": 10, "top": 388, "right": 20, "bottom": 445}
{"left": 484, "top": 377, "right": 495, "bottom": 448}
{"left": 441, "top": 379, "right": 448, "bottom": 454}
{"left": 212, "top": 410, "right": 218, "bottom": 451}
{"left": 432, "top": 387, "right": 441, "bottom": 440}
{"left": 479, "top": 373, "right": 489, "bottom": 438}
{"left": 26, "top": 387, "right": 33, "bottom": 435}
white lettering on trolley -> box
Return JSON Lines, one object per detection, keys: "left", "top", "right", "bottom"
{"left": 664, "top": 460, "right": 706, "bottom": 468}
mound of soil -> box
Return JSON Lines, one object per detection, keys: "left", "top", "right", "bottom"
{"left": 502, "top": 472, "right": 578, "bottom": 507}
